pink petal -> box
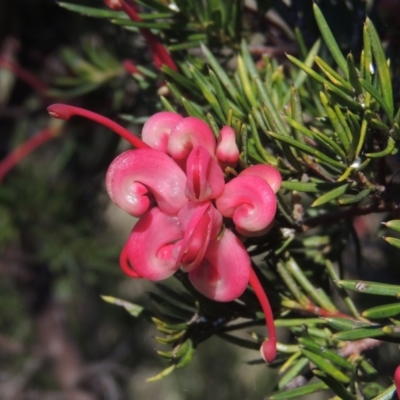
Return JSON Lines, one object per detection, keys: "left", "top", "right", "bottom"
{"left": 124, "top": 207, "right": 182, "bottom": 280}
{"left": 106, "top": 148, "right": 188, "bottom": 216}
{"left": 216, "top": 126, "right": 240, "bottom": 168}
{"left": 188, "top": 229, "right": 250, "bottom": 302}
{"left": 142, "top": 111, "right": 184, "bottom": 153}
{"left": 175, "top": 201, "right": 223, "bottom": 272}
{"left": 185, "top": 146, "right": 225, "bottom": 202}
{"left": 239, "top": 164, "right": 282, "bottom": 193}
{"left": 168, "top": 117, "right": 216, "bottom": 162}
{"left": 215, "top": 175, "right": 277, "bottom": 236}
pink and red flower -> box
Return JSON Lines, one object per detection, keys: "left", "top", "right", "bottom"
{"left": 48, "top": 105, "right": 281, "bottom": 363}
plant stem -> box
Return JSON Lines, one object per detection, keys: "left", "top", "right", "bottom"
{"left": 248, "top": 267, "right": 277, "bottom": 363}
{"left": 0, "top": 128, "right": 56, "bottom": 183}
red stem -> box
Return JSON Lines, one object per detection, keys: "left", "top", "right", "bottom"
{"left": 248, "top": 267, "right": 277, "bottom": 363}
{"left": 0, "top": 128, "right": 55, "bottom": 183}
{"left": 0, "top": 58, "right": 48, "bottom": 93}
{"left": 47, "top": 104, "right": 149, "bottom": 149}
{"left": 120, "top": 0, "right": 178, "bottom": 71}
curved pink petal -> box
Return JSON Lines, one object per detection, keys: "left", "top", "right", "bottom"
{"left": 142, "top": 111, "right": 184, "bottom": 153}
{"left": 188, "top": 229, "right": 250, "bottom": 302}
{"left": 185, "top": 146, "right": 225, "bottom": 202}
{"left": 216, "top": 126, "right": 240, "bottom": 168}
{"left": 239, "top": 164, "right": 282, "bottom": 193}
{"left": 215, "top": 175, "right": 277, "bottom": 236}
{"left": 175, "top": 201, "right": 223, "bottom": 272}
{"left": 168, "top": 117, "right": 216, "bottom": 161}
{"left": 124, "top": 207, "right": 183, "bottom": 280}
{"left": 395, "top": 365, "right": 400, "bottom": 400}
{"left": 106, "top": 148, "right": 188, "bottom": 216}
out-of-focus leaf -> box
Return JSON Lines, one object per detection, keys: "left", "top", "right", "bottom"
{"left": 337, "top": 189, "right": 370, "bottom": 205}
{"left": 313, "top": 3, "right": 348, "bottom": 76}
{"left": 362, "top": 303, "right": 400, "bottom": 319}
{"left": 313, "top": 370, "right": 356, "bottom": 400}
{"left": 384, "top": 220, "right": 400, "bottom": 233}
{"left": 365, "top": 18, "right": 393, "bottom": 119}
{"left": 371, "top": 384, "right": 396, "bottom": 400}
{"left": 333, "top": 327, "right": 385, "bottom": 340}
{"left": 311, "top": 184, "right": 349, "bottom": 207}
{"left": 268, "top": 382, "right": 328, "bottom": 400}
{"left": 58, "top": 2, "right": 126, "bottom": 18}
{"left": 101, "top": 295, "right": 146, "bottom": 318}
{"left": 278, "top": 357, "right": 308, "bottom": 389}
{"left": 382, "top": 236, "right": 400, "bottom": 249}
{"left": 300, "top": 349, "right": 350, "bottom": 383}
{"left": 338, "top": 280, "right": 400, "bottom": 296}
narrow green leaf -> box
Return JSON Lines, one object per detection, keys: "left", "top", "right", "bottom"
{"left": 346, "top": 53, "right": 363, "bottom": 96}
{"left": 383, "top": 236, "right": 400, "bottom": 249}
{"left": 384, "top": 220, "right": 400, "bottom": 233}
{"left": 201, "top": 44, "right": 237, "bottom": 101}
{"left": 333, "top": 327, "right": 385, "bottom": 340}
{"left": 269, "top": 382, "right": 328, "bottom": 400}
{"left": 237, "top": 55, "right": 257, "bottom": 107}
{"left": 176, "top": 340, "right": 195, "bottom": 368}
{"left": 311, "top": 184, "right": 349, "bottom": 207}
{"left": 313, "top": 370, "right": 356, "bottom": 400}
{"left": 371, "top": 384, "right": 396, "bottom": 400}
{"left": 285, "top": 116, "right": 347, "bottom": 160}
{"left": 360, "top": 78, "right": 393, "bottom": 123}
{"left": 362, "top": 303, "right": 400, "bottom": 319}
{"left": 301, "top": 349, "right": 350, "bottom": 383}
{"left": 337, "top": 280, "right": 400, "bottom": 296}
{"left": 278, "top": 357, "right": 309, "bottom": 389}
{"left": 365, "top": 137, "right": 396, "bottom": 158}
{"left": 146, "top": 365, "right": 176, "bottom": 382}
{"left": 58, "top": 2, "right": 126, "bottom": 18}
{"left": 189, "top": 65, "right": 225, "bottom": 121}
{"left": 337, "top": 189, "right": 371, "bottom": 205}
{"left": 366, "top": 18, "right": 394, "bottom": 119}
{"left": 208, "top": 69, "right": 230, "bottom": 118}
{"left": 298, "top": 338, "right": 353, "bottom": 370}
{"left": 281, "top": 181, "right": 343, "bottom": 193}
{"left": 254, "top": 77, "right": 289, "bottom": 136}
{"left": 101, "top": 295, "right": 146, "bottom": 318}
{"left": 313, "top": 3, "right": 348, "bottom": 76}
{"left": 314, "top": 55, "right": 352, "bottom": 92}
{"left": 267, "top": 131, "right": 346, "bottom": 170}
{"left": 324, "top": 317, "right": 375, "bottom": 331}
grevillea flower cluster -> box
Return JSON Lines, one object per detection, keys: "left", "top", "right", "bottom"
{"left": 47, "top": 104, "right": 281, "bottom": 363}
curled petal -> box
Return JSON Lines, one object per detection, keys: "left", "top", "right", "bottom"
{"left": 142, "top": 111, "right": 183, "bottom": 153}
{"left": 239, "top": 164, "right": 282, "bottom": 193}
{"left": 185, "top": 146, "right": 225, "bottom": 202}
{"left": 168, "top": 117, "right": 216, "bottom": 161}
{"left": 216, "top": 126, "right": 239, "bottom": 167}
{"left": 188, "top": 229, "right": 250, "bottom": 302}
{"left": 216, "top": 175, "right": 277, "bottom": 236}
{"left": 106, "top": 148, "right": 187, "bottom": 216}
{"left": 124, "top": 207, "right": 182, "bottom": 280}
{"left": 175, "top": 201, "right": 223, "bottom": 272}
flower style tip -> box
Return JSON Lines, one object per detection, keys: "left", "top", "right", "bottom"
{"left": 47, "top": 103, "right": 149, "bottom": 149}
{"left": 395, "top": 365, "right": 400, "bottom": 399}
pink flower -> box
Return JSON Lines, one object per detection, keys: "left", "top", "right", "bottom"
{"left": 47, "top": 105, "right": 281, "bottom": 363}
